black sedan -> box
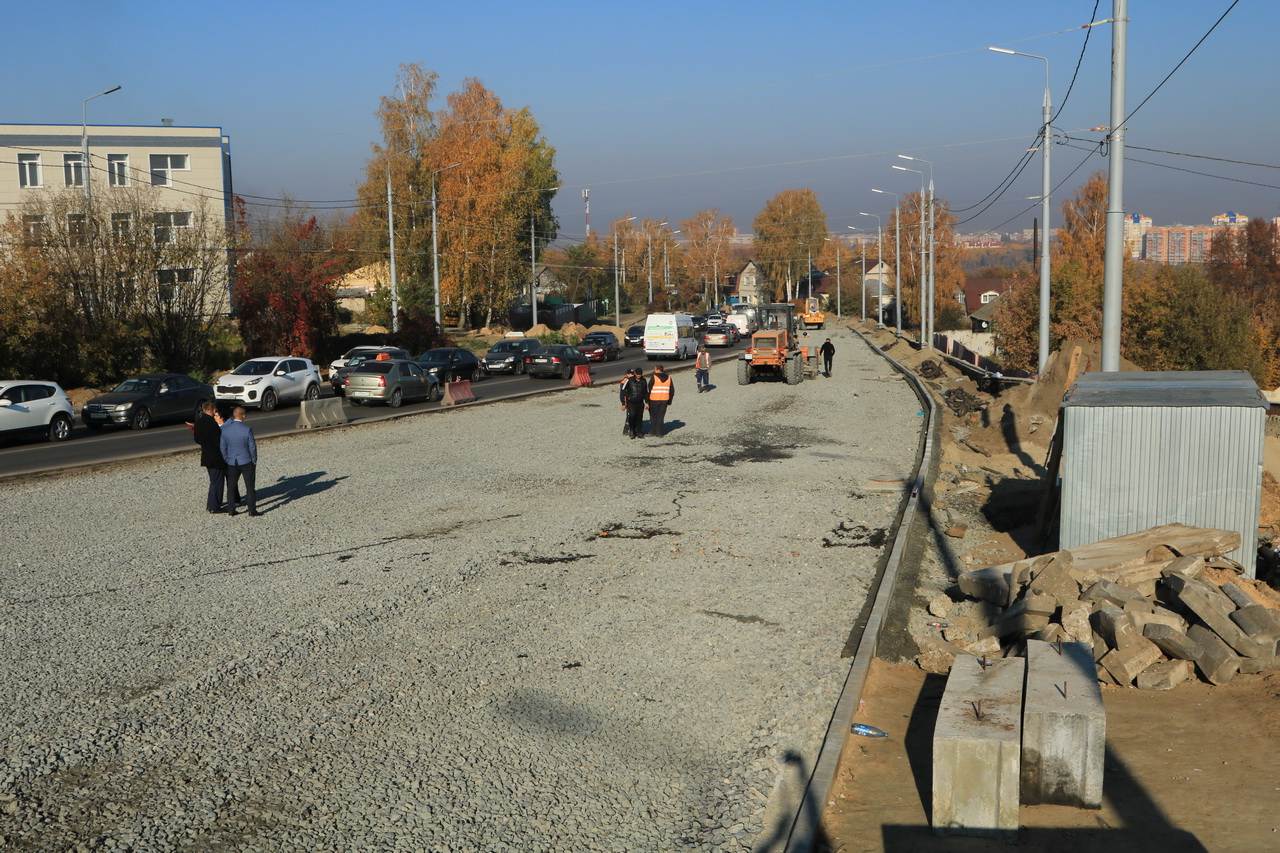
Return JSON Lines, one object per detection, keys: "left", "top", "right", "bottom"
{"left": 416, "top": 347, "right": 485, "bottom": 383}
{"left": 482, "top": 338, "right": 544, "bottom": 374}
{"left": 525, "top": 345, "right": 590, "bottom": 379}
{"left": 81, "top": 373, "right": 213, "bottom": 430}
{"left": 624, "top": 325, "right": 645, "bottom": 347}
{"left": 577, "top": 332, "right": 620, "bottom": 363}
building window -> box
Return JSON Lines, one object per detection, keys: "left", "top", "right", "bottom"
{"left": 17, "top": 153, "right": 41, "bottom": 188}
{"left": 149, "top": 153, "right": 189, "bottom": 187}
{"left": 156, "top": 268, "right": 194, "bottom": 302}
{"left": 68, "top": 213, "right": 88, "bottom": 244}
{"left": 22, "top": 214, "right": 46, "bottom": 244}
{"left": 108, "top": 154, "right": 129, "bottom": 187}
{"left": 153, "top": 211, "right": 192, "bottom": 244}
{"left": 980, "top": 290, "right": 1000, "bottom": 305}
{"left": 64, "top": 153, "right": 85, "bottom": 188}
{"left": 111, "top": 212, "right": 132, "bottom": 239}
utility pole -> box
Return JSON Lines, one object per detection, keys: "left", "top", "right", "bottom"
{"left": 387, "top": 165, "right": 399, "bottom": 333}
{"left": 927, "top": 178, "right": 935, "bottom": 346}
{"left": 582, "top": 187, "right": 590, "bottom": 238}
{"left": 806, "top": 245, "right": 812, "bottom": 299}
{"left": 1038, "top": 88, "right": 1052, "bottom": 373}
{"left": 878, "top": 224, "right": 885, "bottom": 328}
{"left": 894, "top": 206, "right": 901, "bottom": 334}
{"left": 836, "top": 243, "right": 842, "bottom": 318}
{"left": 613, "top": 228, "right": 620, "bottom": 326}
{"left": 861, "top": 248, "right": 867, "bottom": 322}
{"left": 530, "top": 211, "right": 538, "bottom": 328}
{"left": 82, "top": 84, "right": 121, "bottom": 209}
{"left": 647, "top": 231, "right": 654, "bottom": 304}
{"left": 1101, "top": 0, "right": 1128, "bottom": 372}
{"left": 430, "top": 174, "right": 441, "bottom": 327}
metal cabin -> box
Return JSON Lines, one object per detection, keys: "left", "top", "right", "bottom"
{"left": 1060, "top": 370, "right": 1266, "bottom": 577}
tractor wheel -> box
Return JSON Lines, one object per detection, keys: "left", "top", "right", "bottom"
{"left": 737, "top": 359, "right": 751, "bottom": 386}
{"left": 785, "top": 354, "right": 803, "bottom": 385}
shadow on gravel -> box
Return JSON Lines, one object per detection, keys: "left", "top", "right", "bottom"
{"left": 499, "top": 687, "right": 604, "bottom": 736}
{"left": 756, "top": 749, "right": 833, "bottom": 853}
{"left": 255, "top": 471, "right": 348, "bottom": 513}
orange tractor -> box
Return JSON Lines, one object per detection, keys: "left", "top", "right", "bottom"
{"left": 737, "top": 303, "right": 820, "bottom": 385}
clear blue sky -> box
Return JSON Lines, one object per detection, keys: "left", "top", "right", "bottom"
{"left": 6, "top": 0, "right": 1275, "bottom": 236}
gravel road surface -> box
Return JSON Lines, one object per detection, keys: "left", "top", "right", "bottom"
{"left": 0, "top": 326, "right": 920, "bottom": 851}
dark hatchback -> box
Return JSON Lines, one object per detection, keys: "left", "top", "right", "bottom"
{"left": 416, "top": 347, "right": 485, "bottom": 382}
{"left": 525, "top": 345, "right": 590, "bottom": 379}
{"left": 82, "top": 373, "right": 213, "bottom": 430}
{"left": 576, "top": 332, "right": 620, "bottom": 363}
{"left": 482, "top": 338, "right": 544, "bottom": 374}
{"left": 624, "top": 325, "right": 645, "bottom": 347}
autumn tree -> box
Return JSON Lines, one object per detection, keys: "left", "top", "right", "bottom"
{"left": 753, "top": 189, "right": 827, "bottom": 301}
{"left": 545, "top": 239, "right": 609, "bottom": 303}
{"left": 680, "top": 209, "right": 736, "bottom": 309}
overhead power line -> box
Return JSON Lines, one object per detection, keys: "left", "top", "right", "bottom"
{"left": 1052, "top": 0, "right": 1102, "bottom": 124}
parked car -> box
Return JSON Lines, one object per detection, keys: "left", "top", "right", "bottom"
{"left": 703, "top": 328, "right": 733, "bottom": 347}
{"left": 727, "top": 311, "right": 755, "bottom": 336}
{"left": 328, "top": 345, "right": 407, "bottom": 377}
{"left": 0, "top": 380, "right": 74, "bottom": 442}
{"left": 329, "top": 348, "right": 410, "bottom": 396}
{"left": 577, "top": 332, "right": 621, "bottom": 362}
{"left": 525, "top": 345, "right": 590, "bottom": 379}
{"left": 82, "top": 373, "right": 213, "bottom": 430}
{"left": 344, "top": 359, "right": 439, "bottom": 407}
{"left": 416, "top": 348, "right": 485, "bottom": 382}
{"left": 692, "top": 314, "right": 708, "bottom": 332}
{"left": 214, "top": 357, "right": 322, "bottom": 412}
{"left": 482, "top": 338, "right": 544, "bottom": 375}
{"left": 705, "top": 312, "right": 727, "bottom": 329}
{"left": 623, "top": 325, "right": 645, "bottom": 347}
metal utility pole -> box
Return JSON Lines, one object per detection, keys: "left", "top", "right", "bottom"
{"left": 387, "top": 166, "right": 399, "bottom": 333}
{"left": 859, "top": 212, "right": 882, "bottom": 326}
{"left": 835, "top": 242, "right": 842, "bottom": 317}
{"left": 582, "top": 187, "right": 591, "bottom": 238}
{"left": 430, "top": 174, "right": 441, "bottom": 327}
{"left": 613, "top": 229, "right": 620, "bottom": 326}
{"left": 928, "top": 177, "right": 935, "bottom": 345}
{"left": 806, "top": 245, "right": 812, "bottom": 299}
{"left": 647, "top": 232, "right": 654, "bottom": 304}
{"left": 892, "top": 163, "right": 925, "bottom": 345}
{"left": 530, "top": 211, "right": 538, "bottom": 327}
{"left": 1101, "top": 0, "right": 1128, "bottom": 372}
{"left": 81, "top": 84, "right": 121, "bottom": 208}
{"left": 861, "top": 249, "right": 867, "bottom": 321}
{"left": 873, "top": 188, "right": 903, "bottom": 335}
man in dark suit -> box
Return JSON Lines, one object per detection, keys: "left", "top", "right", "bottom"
{"left": 220, "top": 406, "right": 260, "bottom": 517}
{"left": 192, "top": 401, "right": 229, "bottom": 513}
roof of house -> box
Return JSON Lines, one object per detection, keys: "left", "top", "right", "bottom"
{"left": 971, "top": 295, "right": 1001, "bottom": 322}
{"left": 963, "top": 275, "right": 1012, "bottom": 314}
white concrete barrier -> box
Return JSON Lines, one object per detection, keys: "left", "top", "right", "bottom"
{"left": 296, "top": 397, "right": 348, "bottom": 429}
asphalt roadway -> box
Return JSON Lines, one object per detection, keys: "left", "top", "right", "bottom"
{"left": 0, "top": 342, "right": 746, "bottom": 480}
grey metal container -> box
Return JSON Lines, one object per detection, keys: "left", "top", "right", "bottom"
{"left": 1060, "top": 370, "right": 1266, "bottom": 577}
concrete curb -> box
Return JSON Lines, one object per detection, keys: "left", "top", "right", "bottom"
{"left": 776, "top": 327, "right": 940, "bottom": 853}
{"left": 0, "top": 349, "right": 742, "bottom": 484}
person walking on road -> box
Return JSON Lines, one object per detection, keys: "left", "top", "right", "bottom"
{"left": 820, "top": 337, "right": 836, "bottom": 378}
{"left": 620, "top": 368, "right": 648, "bottom": 439}
{"left": 694, "top": 345, "right": 712, "bottom": 393}
{"left": 220, "top": 406, "right": 260, "bottom": 517}
{"left": 192, "top": 400, "right": 229, "bottom": 514}
{"left": 647, "top": 364, "right": 674, "bottom": 437}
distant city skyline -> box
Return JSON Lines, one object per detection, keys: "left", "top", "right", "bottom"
{"left": 4, "top": 1, "right": 1275, "bottom": 236}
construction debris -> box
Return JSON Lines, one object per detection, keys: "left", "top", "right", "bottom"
{"left": 946, "top": 524, "right": 1280, "bottom": 689}
{"left": 942, "top": 387, "right": 987, "bottom": 417}
{"left": 917, "top": 359, "right": 945, "bottom": 380}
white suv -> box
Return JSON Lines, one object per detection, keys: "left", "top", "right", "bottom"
{"left": 214, "top": 357, "right": 322, "bottom": 412}
{"left": 0, "top": 380, "right": 75, "bottom": 442}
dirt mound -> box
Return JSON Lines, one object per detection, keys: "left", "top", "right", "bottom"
{"left": 559, "top": 322, "right": 589, "bottom": 341}
{"left": 363, "top": 324, "right": 389, "bottom": 335}
{"left": 525, "top": 323, "right": 553, "bottom": 338}
{"left": 585, "top": 324, "right": 627, "bottom": 343}
{"left": 1004, "top": 338, "right": 1143, "bottom": 424}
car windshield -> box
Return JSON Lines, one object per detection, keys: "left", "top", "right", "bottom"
{"left": 544, "top": 346, "right": 571, "bottom": 355}
{"left": 112, "top": 379, "right": 157, "bottom": 394}
{"left": 231, "top": 360, "right": 277, "bottom": 376}
{"left": 627, "top": 326, "right": 643, "bottom": 335}
{"left": 343, "top": 347, "right": 376, "bottom": 359}
{"left": 417, "top": 349, "right": 452, "bottom": 363}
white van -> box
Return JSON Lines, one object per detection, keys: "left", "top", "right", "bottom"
{"left": 643, "top": 312, "right": 699, "bottom": 360}
{"left": 727, "top": 312, "right": 753, "bottom": 337}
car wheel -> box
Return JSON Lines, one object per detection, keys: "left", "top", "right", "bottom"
{"left": 260, "top": 388, "right": 278, "bottom": 412}
{"left": 561, "top": 364, "right": 572, "bottom": 380}
{"left": 304, "top": 383, "right": 320, "bottom": 401}
{"left": 388, "top": 389, "right": 403, "bottom": 408}
{"left": 131, "top": 407, "right": 151, "bottom": 430}
{"left": 48, "top": 414, "right": 72, "bottom": 442}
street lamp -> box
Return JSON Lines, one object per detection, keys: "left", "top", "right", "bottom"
{"left": 891, "top": 163, "right": 926, "bottom": 345}
{"left": 426, "top": 161, "right": 463, "bottom": 329}
{"left": 825, "top": 236, "right": 844, "bottom": 318}
{"left": 872, "top": 188, "right": 902, "bottom": 335}
{"left": 82, "top": 84, "right": 122, "bottom": 205}
{"left": 990, "top": 45, "right": 1052, "bottom": 373}
{"left": 897, "top": 154, "right": 934, "bottom": 346}
{"left": 614, "top": 215, "right": 637, "bottom": 326}
{"left": 859, "top": 213, "right": 884, "bottom": 327}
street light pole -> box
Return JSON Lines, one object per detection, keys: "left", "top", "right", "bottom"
{"left": 859, "top": 212, "right": 883, "bottom": 327}
{"left": 898, "top": 155, "right": 934, "bottom": 345}
{"left": 849, "top": 226, "right": 864, "bottom": 321}
{"left": 1101, "top": 0, "right": 1128, "bottom": 372}
{"left": 81, "top": 84, "right": 121, "bottom": 207}
{"left": 872, "top": 188, "right": 902, "bottom": 335}
{"left": 387, "top": 165, "right": 399, "bottom": 332}
{"left": 892, "top": 163, "right": 926, "bottom": 347}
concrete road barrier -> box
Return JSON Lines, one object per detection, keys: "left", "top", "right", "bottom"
{"left": 1021, "top": 639, "right": 1105, "bottom": 808}
{"left": 441, "top": 380, "right": 475, "bottom": 407}
{"left": 571, "top": 364, "right": 593, "bottom": 387}
{"left": 295, "top": 397, "right": 349, "bottom": 430}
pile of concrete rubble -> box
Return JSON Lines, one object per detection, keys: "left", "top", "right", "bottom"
{"left": 927, "top": 523, "right": 1280, "bottom": 688}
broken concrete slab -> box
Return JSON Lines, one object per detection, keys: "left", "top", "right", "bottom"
{"left": 1187, "top": 624, "right": 1240, "bottom": 685}
{"left": 1160, "top": 554, "right": 1204, "bottom": 581}
{"left": 933, "top": 655, "right": 1024, "bottom": 835}
{"left": 962, "top": 635, "right": 1001, "bottom": 657}
{"left": 1220, "top": 582, "right": 1255, "bottom": 610}
{"left": 1083, "top": 580, "right": 1148, "bottom": 609}
{"left": 1239, "top": 655, "right": 1280, "bottom": 675}
{"left": 1136, "top": 659, "right": 1193, "bottom": 690}
{"left": 957, "top": 566, "right": 1011, "bottom": 605}
{"left": 1033, "top": 623, "right": 1064, "bottom": 644}
{"left": 1230, "top": 604, "right": 1280, "bottom": 646}
{"left": 1100, "top": 640, "right": 1163, "bottom": 685}
{"left": 1173, "top": 582, "right": 1273, "bottom": 658}
{"left": 1091, "top": 606, "right": 1143, "bottom": 651}
{"left": 1021, "top": 640, "right": 1105, "bottom": 808}
{"left": 1060, "top": 603, "right": 1093, "bottom": 645}
{"left": 1027, "top": 554, "right": 1080, "bottom": 605}
{"left": 1124, "top": 601, "right": 1188, "bottom": 635}
{"left": 979, "top": 592, "right": 1056, "bottom": 640}
{"left": 1143, "top": 623, "right": 1202, "bottom": 661}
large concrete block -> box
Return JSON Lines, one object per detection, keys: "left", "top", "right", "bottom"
{"left": 1174, "top": 582, "right": 1272, "bottom": 658}
{"left": 1187, "top": 624, "right": 1240, "bottom": 684}
{"left": 933, "top": 655, "right": 1024, "bottom": 836}
{"left": 1021, "top": 640, "right": 1105, "bottom": 808}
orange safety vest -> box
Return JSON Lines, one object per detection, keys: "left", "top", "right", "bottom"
{"left": 696, "top": 351, "right": 711, "bottom": 369}
{"left": 650, "top": 375, "right": 672, "bottom": 401}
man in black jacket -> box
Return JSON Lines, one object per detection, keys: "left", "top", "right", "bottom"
{"left": 820, "top": 338, "right": 836, "bottom": 377}
{"left": 619, "top": 369, "right": 647, "bottom": 439}
{"left": 192, "top": 401, "right": 231, "bottom": 513}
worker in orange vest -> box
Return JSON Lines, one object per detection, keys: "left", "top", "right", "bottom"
{"left": 694, "top": 344, "right": 711, "bottom": 393}
{"left": 647, "top": 364, "right": 675, "bottom": 437}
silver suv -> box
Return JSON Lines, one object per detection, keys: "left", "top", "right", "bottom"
{"left": 215, "top": 357, "right": 322, "bottom": 412}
